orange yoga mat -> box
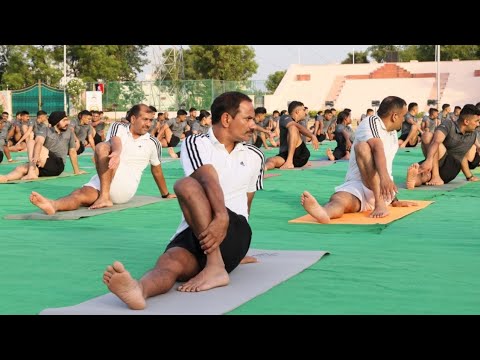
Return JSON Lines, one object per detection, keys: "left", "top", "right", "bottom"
{"left": 289, "top": 200, "right": 433, "bottom": 225}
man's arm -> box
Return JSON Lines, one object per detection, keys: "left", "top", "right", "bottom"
{"left": 107, "top": 136, "right": 122, "bottom": 170}
{"left": 247, "top": 192, "right": 255, "bottom": 216}
{"left": 150, "top": 164, "right": 176, "bottom": 198}
{"left": 190, "top": 164, "right": 229, "bottom": 254}
{"left": 367, "top": 137, "right": 397, "bottom": 201}
{"left": 16, "top": 125, "right": 33, "bottom": 145}
{"left": 68, "top": 148, "right": 85, "bottom": 174}
{"left": 286, "top": 122, "right": 319, "bottom": 149}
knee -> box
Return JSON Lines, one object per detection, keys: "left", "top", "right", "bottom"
{"left": 421, "top": 132, "right": 433, "bottom": 144}
{"left": 95, "top": 141, "right": 110, "bottom": 155}
{"left": 354, "top": 142, "right": 371, "bottom": 157}
{"left": 174, "top": 177, "right": 199, "bottom": 199}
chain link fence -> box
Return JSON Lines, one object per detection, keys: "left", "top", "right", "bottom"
{"left": 85, "top": 80, "right": 268, "bottom": 112}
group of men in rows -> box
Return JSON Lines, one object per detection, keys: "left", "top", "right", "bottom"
{"left": 1, "top": 92, "right": 480, "bottom": 311}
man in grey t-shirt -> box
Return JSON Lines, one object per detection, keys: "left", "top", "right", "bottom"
{"left": 406, "top": 104, "right": 480, "bottom": 188}
{"left": 0, "top": 111, "right": 85, "bottom": 183}
{"left": 158, "top": 109, "right": 188, "bottom": 158}
{"left": 399, "top": 102, "right": 420, "bottom": 148}
{"left": 265, "top": 101, "right": 318, "bottom": 170}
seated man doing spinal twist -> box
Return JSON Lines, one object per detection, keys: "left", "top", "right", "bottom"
{"left": 30, "top": 104, "right": 176, "bottom": 215}
{"left": 102, "top": 91, "right": 264, "bottom": 310}
{"left": 301, "top": 96, "right": 417, "bottom": 223}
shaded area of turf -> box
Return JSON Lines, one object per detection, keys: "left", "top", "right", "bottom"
{"left": 1, "top": 144, "right": 479, "bottom": 314}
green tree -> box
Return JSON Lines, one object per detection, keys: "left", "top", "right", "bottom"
{"left": 183, "top": 45, "right": 258, "bottom": 80}
{"left": 367, "top": 45, "right": 402, "bottom": 62}
{"left": 1, "top": 45, "right": 62, "bottom": 89}
{"left": 265, "top": 70, "right": 286, "bottom": 93}
{"left": 341, "top": 50, "right": 369, "bottom": 64}
{"left": 57, "top": 45, "right": 148, "bottom": 82}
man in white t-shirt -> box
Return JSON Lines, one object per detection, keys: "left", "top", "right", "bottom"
{"left": 102, "top": 91, "right": 264, "bottom": 310}
{"left": 29, "top": 104, "right": 176, "bottom": 215}
{"left": 301, "top": 96, "right": 417, "bottom": 223}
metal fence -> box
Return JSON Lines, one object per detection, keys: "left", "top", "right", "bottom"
{"left": 85, "top": 80, "right": 268, "bottom": 112}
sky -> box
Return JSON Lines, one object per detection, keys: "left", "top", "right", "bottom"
{"left": 139, "top": 45, "right": 371, "bottom": 81}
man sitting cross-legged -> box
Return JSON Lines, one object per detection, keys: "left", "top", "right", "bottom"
{"left": 102, "top": 91, "right": 264, "bottom": 310}
{"left": 406, "top": 104, "right": 480, "bottom": 188}
{"left": 29, "top": 104, "right": 176, "bottom": 215}
{"left": 301, "top": 96, "right": 417, "bottom": 223}
{"left": 265, "top": 101, "right": 319, "bottom": 170}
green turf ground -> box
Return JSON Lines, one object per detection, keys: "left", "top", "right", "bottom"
{"left": 1, "top": 143, "right": 479, "bottom": 314}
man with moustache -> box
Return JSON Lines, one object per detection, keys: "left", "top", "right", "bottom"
{"left": 28, "top": 104, "right": 176, "bottom": 215}
{"left": 0, "top": 111, "right": 84, "bottom": 182}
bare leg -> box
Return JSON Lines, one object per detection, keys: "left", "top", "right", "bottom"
{"left": 399, "top": 124, "right": 419, "bottom": 148}
{"left": 301, "top": 191, "right": 360, "bottom": 223}
{"left": 265, "top": 155, "right": 285, "bottom": 171}
{"left": 3, "top": 145, "right": 13, "bottom": 162}
{"left": 326, "top": 148, "right": 335, "bottom": 161}
{"left": 174, "top": 176, "right": 229, "bottom": 292}
{"left": 89, "top": 142, "right": 116, "bottom": 209}
{"left": 30, "top": 186, "right": 99, "bottom": 215}
{"left": 426, "top": 144, "right": 446, "bottom": 186}
{"left": 421, "top": 132, "right": 433, "bottom": 157}
{"left": 0, "top": 163, "right": 29, "bottom": 183}
{"left": 280, "top": 126, "right": 302, "bottom": 169}
{"left": 354, "top": 142, "right": 389, "bottom": 218}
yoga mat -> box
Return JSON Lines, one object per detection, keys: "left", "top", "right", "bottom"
{"left": 1, "top": 172, "right": 88, "bottom": 184}
{"left": 280, "top": 160, "right": 333, "bottom": 171}
{"left": 289, "top": 200, "right": 433, "bottom": 225}
{"left": 398, "top": 178, "right": 467, "bottom": 191}
{"left": 4, "top": 195, "right": 170, "bottom": 220}
{"left": 39, "top": 249, "right": 329, "bottom": 315}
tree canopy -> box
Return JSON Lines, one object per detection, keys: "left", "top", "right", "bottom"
{"left": 265, "top": 70, "right": 286, "bottom": 93}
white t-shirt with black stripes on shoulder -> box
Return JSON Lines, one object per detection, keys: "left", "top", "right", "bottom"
{"left": 345, "top": 115, "right": 398, "bottom": 182}
{"left": 107, "top": 121, "right": 162, "bottom": 180}
{"left": 173, "top": 128, "right": 265, "bottom": 238}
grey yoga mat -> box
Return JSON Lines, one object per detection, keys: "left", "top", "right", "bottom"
{"left": 40, "top": 249, "right": 329, "bottom": 315}
{"left": 0, "top": 172, "right": 87, "bottom": 184}
{"left": 4, "top": 195, "right": 170, "bottom": 220}
{"left": 280, "top": 160, "right": 334, "bottom": 171}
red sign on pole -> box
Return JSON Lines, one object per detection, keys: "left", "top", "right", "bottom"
{"left": 95, "top": 83, "right": 104, "bottom": 93}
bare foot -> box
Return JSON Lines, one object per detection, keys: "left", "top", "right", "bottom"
{"left": 301, "top": 191, "right": 330, "bottom": 223}
{"left": 30, "top": 191, "right": 56, "bottom": 215}
{"left": 326, "top": 148, "right": 335, "bottom": 161}
{"left": 467, "top": 176, "right": 479, "bottom": 182}
{"left": 369, "top": 203, "right": 390, "bottom": 218}
{"left": 0, "top": 175, "right": 8, "bottom": 183}
{"left": 178, "top": 265, "right": 229, "bottom": 292}
{"left": 240, "top": 256, "right": 258, "bottom": 264}
{"left": 426, "top": 177, "right": 444, "bottom": 186}
{"left": 279, "top": 162, "right": 294, "bottom": 170}
{"left": 89, "top": 196, "right": 113, "bottom": 209}
{"left": 21, "top": 174, "right": 38, "bottom": 180}
{"left": 168, "top": 148, "right": 179, "bottom": 159}
{"left": 103, "top": 261, "right": 145, "bottom": 310}
{"left": 406, "top": 163, "right": 419, "bottom": 189}
{"left": 399, "top": 142, "right": 407, "bottom": 148}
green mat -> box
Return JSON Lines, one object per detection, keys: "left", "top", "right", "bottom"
{"left": 4, "top": 195, "right": 170, "bottom": 220}
{"left": 1, "top": 143, "right": 480, "bottom": 314}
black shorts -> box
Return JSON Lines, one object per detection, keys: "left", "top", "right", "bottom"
{"left": 168, "top": 134, "right": 180, "bottom": 148}
{"left": 278, "top": 141, "right": 310, "bottom": 167}
{"left": 316, "top": 133, "right": 326, "bottom": 142}
{"left": 428, "top": 154, "right": 461, "bottom": 184}
{"left": 333, "top": 147, "right": 347, "bottom": 160}
{"left": 468, "top": 152, "right": 480, "bottom": 169}
{"left": 0, "top": 150, "right": 3, "bottom": 163}
{"left": 253, "top": 135, "right": 263, "bottom": 148}
{"left": 398, "top": 132, "right": 419, "bottom": 147}
{"left": 165, "top": 208, "right": 252, "bottom": 273}
{"left": 93, "top": 132, "right": 102, "bottom": 145}
{"left": 38, "top": 152, "right": 65, "bottom": 177}
{"left": 77, "top": 142, "right": 85, "bottom": 155}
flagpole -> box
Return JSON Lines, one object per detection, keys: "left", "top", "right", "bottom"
{"left": 63, "top": 45, "right": 67, "bottom": 112}
{"left": 436, "top": 45, "right": 440, "bottom": 109}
